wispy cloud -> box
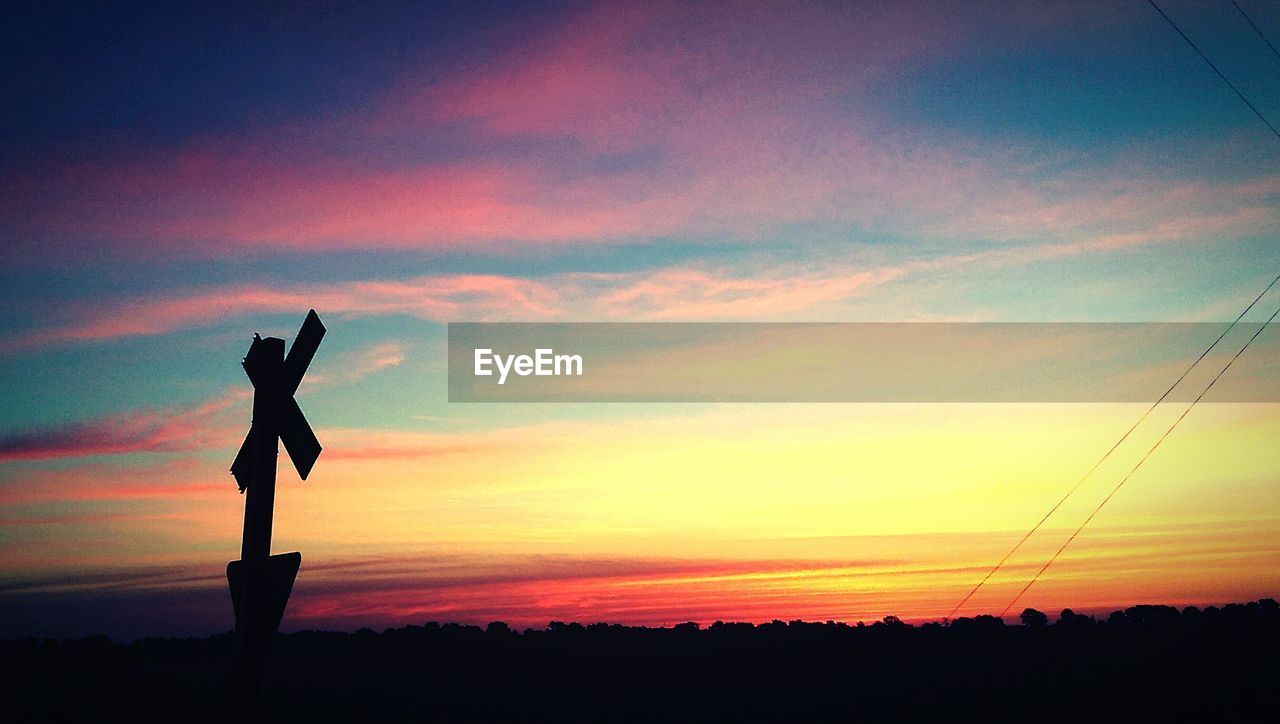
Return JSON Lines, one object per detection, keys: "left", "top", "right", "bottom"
{"left": 5, "top": 0, "right": 1271, "bottom": 266}
{"left": 4, "top": 275, "right": 560, "bottom": 350}
{"left": 5, "top": 264, "right": 909, "bottom": 350}
{"left": 306, "top": 342, "right": 406, "bottom": 388}
{"left": 14, "top": 200, "right": 1275, "bottom": 351}
{"left": 0, "top": 338, "right": 408, "bottom": 462}
{"left": 0, "top": 389, "right": 248, "bottom": 463}
{"left": 5, "top": 520, "right": 1276, "bottom": 638}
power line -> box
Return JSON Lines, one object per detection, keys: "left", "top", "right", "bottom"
{"left": 1000, "top": 300, "right": 1280, "bottom": 618}
{"left": 1230, "top": 0, "right": 1280, "bottom": 64}
{"left": 945, "top": 272, "right": 1280, "bottom": 620}
{"left": 972, "top": 0, "right": 1280, "bottom": 620}
{"left": 946, "top": 0, "right": 1280, "bottom": 621}
{"left": 1146, "top": 0, "right": 1280, "bottom": 142}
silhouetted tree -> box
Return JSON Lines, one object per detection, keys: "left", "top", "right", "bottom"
{"left": 1124, "top": 605, "right": 1179, "bottom": 626}
{"left": 1020, "top": 608, "right": 1048, "bottom": 627}
{"left": 7, "top": 598, "right": 1280, "bottom": 722}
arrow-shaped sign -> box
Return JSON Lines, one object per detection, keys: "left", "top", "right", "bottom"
{"left": 228, "top": 552, "right": 301, "bottom": 641}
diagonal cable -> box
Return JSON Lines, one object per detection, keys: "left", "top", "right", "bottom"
{"left": 1000, "top": 301, "right": 1280, "bottom": 618}
{"left": 1230, "top": 0, "right": 1280, "bottom": 63}
{"left": 946, "top": 272, "right": 1280, "bottom": 619}
{"left": 1147, "top": 0, "right": 1280, "bottom": 141}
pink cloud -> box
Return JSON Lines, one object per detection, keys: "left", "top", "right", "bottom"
{"left": 0, "top": 483, "right": 224, "bottom": 508}
{"left": 7, "top": 260, "right": 922, "bottom": 351}
{"left": 0, "top": 335, "right": 415, "bottom": 462}
{"left": 5, "top": 275, "right": 559, "bottom": 351}
{"left": 7, "top": 0, "right": 1268, "bottom": 264}
{"left": 390, "top": 1, "right": 951, "bottom": 150}
{"left": 585, "top": 266, "right": 908, "bottom": 319}
{"left": 13, "top": 204, "right": 1273, "bottom": 351}
{"left": 0, "top": 389, "right": 249, "bottom": 463}
{"left": 0, "top": 385, "right": 512, "bottom": 472}
{"left": 304, "top": 342, "right": 406, "bottom": 388}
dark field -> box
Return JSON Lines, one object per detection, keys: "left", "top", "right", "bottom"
{"left": 4, "top": 600, "right": 1278, "bottom": 722}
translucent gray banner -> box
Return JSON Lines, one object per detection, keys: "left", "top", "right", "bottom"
{"left": 447, "top": 323, "right": 1280, "bottom": 402}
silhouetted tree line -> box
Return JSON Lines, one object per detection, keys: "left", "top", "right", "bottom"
{"left": 3, "top": 598, "right": 1277, "bottom": 722}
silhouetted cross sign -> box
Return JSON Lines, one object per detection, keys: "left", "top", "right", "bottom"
{"left": 227, "top": 309, "right": 325, "bottom": 711}
{"left": 232, "top": 309, "right": 324, "bottom": 494}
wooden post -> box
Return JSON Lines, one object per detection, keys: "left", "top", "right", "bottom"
{"left": 233, "top": 335, "right": 284, "bottom": 712}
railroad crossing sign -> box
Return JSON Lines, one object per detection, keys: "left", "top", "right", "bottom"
{"left": 231, "top": 309, "right": 325, "bottom": 492}
{"left": 227, "top": 309, "right": 325, "bottom": 710}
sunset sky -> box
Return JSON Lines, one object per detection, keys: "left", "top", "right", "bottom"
{"left": 2, "top": 0, "right": 1279, "bottom": 640}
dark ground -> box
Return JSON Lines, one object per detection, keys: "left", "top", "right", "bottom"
{"left": 3, "top": 599, "right": 1278, "bottom": 722}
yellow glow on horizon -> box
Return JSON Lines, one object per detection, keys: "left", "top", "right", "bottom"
{"left": 4, "top": 403, "right": 1277, "bottom": 626}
